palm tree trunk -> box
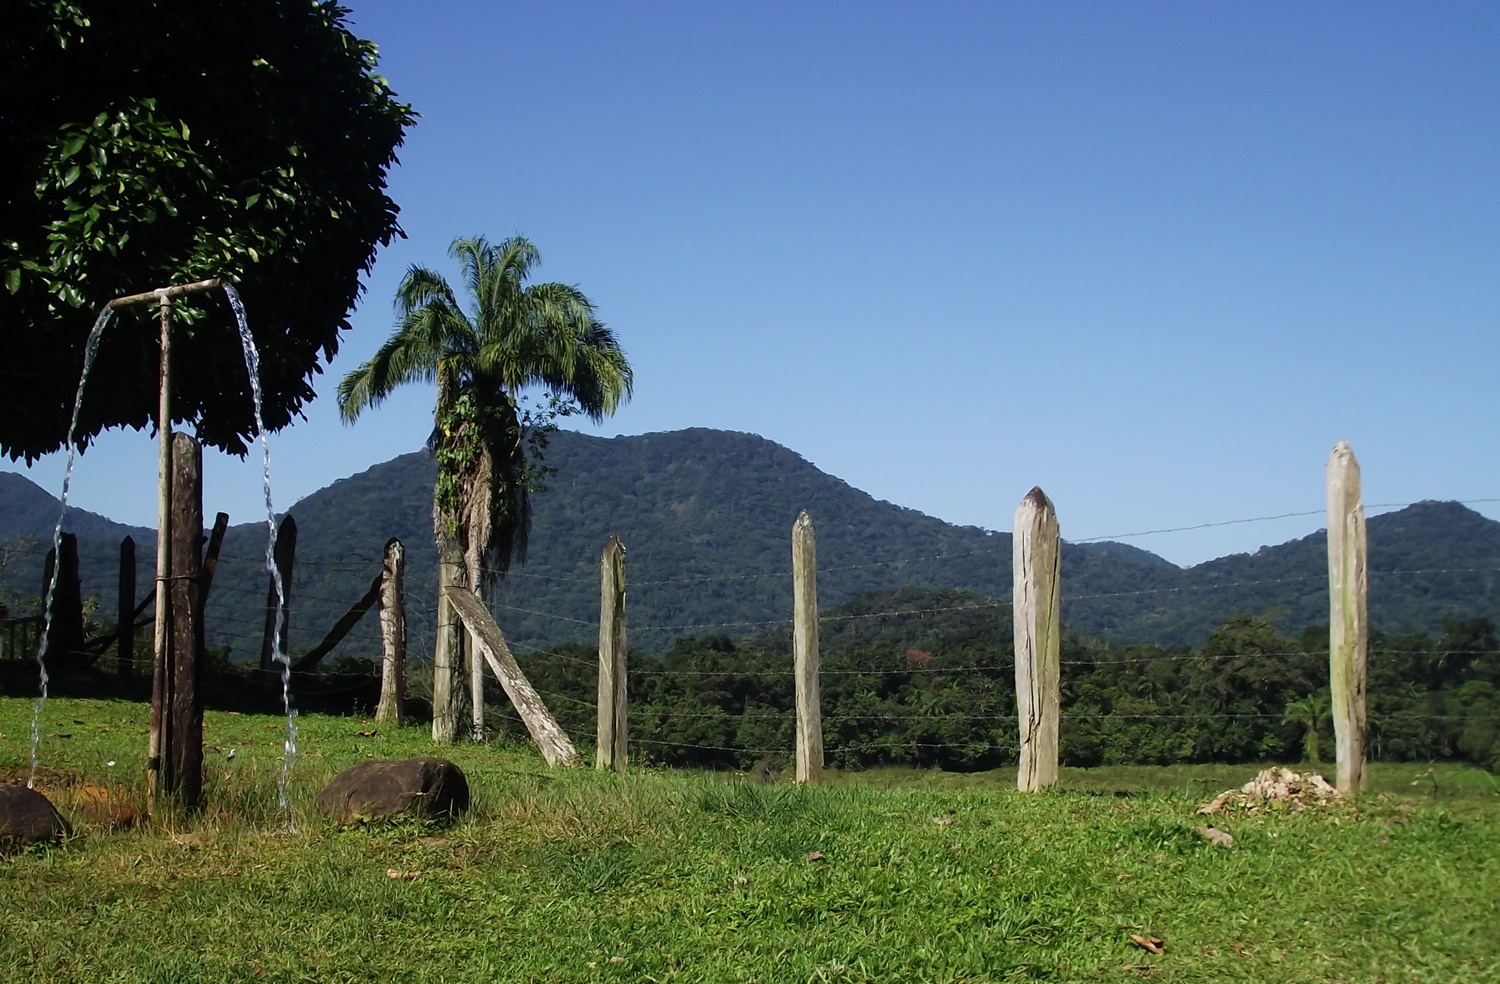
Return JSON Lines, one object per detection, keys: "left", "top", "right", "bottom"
{"left": 432, "top": 545, "right": 466, "bottom": 744}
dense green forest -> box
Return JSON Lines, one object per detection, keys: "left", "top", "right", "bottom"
{"left": 3, "top": 429, "right": 1498, "bottom": 665}
{"left": 477, "top": 586, "right": 1497, "bottom": 773}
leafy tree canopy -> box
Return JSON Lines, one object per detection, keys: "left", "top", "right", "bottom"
{"left": 0, "top": 0, "right": 414, "bottom": 462}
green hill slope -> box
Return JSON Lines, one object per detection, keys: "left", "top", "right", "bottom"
{"left": 3, "top": 429, "right": 1497, "bottom": 660}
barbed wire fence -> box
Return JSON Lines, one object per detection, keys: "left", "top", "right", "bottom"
{"left": 3, "top": 489, "right": 1497, "bottom": 776}
{"left": 456, "top": 493, "right": 1500, "bottom": 775}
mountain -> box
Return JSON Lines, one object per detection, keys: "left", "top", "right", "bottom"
{"left": 2, "top": 428, "right": 1497, "bottom": 659}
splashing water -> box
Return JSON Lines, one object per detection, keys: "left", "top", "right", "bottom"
{"left": 30, "top": 306, "right": 117, "bottom": 788}
{"left": 223, "top": 285, "right": 297, "bottom": 821}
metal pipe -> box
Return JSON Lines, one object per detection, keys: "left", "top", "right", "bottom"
{"left": 148, "top": 294, "right": 173, "bottom": 790}
{"left": 108, "top": 277, "right": 224, "bottom": 310}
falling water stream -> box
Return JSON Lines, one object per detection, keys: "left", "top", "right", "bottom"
{"left": 31, "top": 285, "right": 296, "bottom": 823}
{"left": 222, "top": 284, "right": 297, "bottom": 819}
{"left": 29, "top": 306, "right": 117, "bottom": 788}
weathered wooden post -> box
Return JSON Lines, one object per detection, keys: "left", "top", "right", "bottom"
{"left": 199, "top": 512, "right": 229, "bottom": 604}
{"left": 1013, "top": 486, "right": 1061, "bottom": 791}
{"left": 432, "top": 550, "right": 464, "bottom": 744}
{"left": 792, "top": 510, "right": 823, "bottom": 784}
{"left": 260, "top": 514, "right": 296, "bottom": 692}
{"left": 1327, "top": 440, "right": 1368, "bottom": 793}
{"left": 596, "top": 535, "right": 628, "bottom": 772}
{"left": 166, "top": 433, "right": 205, "bottom": 809}
{"left": 444, "top": 586, "right": 580, "bottom": 766}
{"left": 118, "top": 536, "right": 136, "bottom": 680}
{"left": 39, "top": 533, "right": 84, "bottom": 665}
{"left": 375, "top": 538, "right": 406, "bottom": 725}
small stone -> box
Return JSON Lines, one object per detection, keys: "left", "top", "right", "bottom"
{"left": 0, "top": 785, "right": 71, "bottom": 845}
{"left": 1196, "top": 825, "right": 1234, "bottom": 848}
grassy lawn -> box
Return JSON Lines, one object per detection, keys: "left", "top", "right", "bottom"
{"left": 2, "top": 696, "right": 1497, "bottom": 983}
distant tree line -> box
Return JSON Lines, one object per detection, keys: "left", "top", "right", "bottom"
{"left": 493, "top": 588, "right": 1499, "bottom": 773}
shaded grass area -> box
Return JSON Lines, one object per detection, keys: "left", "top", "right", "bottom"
{"left": 3, "top": 697, "right": 1498, "bottom": 983}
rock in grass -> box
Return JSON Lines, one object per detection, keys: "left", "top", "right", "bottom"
{"left": 316, "top": 758, "right": 469, "bottom": 824}
{"left": 0, "top": 784, "right": 71, "bottom": 845}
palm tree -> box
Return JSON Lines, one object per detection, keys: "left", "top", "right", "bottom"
{"left": 338, "top": 235, "right": 632, "bottom": 742}
{"left": 1282, "top": 692, "right": 1331, "bottom": 766}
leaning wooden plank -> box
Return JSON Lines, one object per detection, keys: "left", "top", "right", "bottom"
{"left": 444, "top": 586, "right": 581, "bottom": 767}
{"left": 291, "top": 573, "right": 382, "bottom": 673}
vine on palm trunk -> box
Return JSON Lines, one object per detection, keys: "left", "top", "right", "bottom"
{"left": 432, "top": 390, "right": 576, "bottom": 547}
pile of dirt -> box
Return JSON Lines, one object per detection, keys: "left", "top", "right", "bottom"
{"left": 1198, "top": 767, "right": 1341, "bottom": 815}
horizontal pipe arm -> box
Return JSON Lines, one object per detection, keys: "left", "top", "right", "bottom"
{"left": 107, "top": 278, "right": 224, "bottom": 310}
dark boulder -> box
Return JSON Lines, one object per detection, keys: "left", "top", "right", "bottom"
{"left": 316, "top": 758, "right": 469, "bottom": 824}
{"left": 0, "top": 784, "right": 71, "bottom": 845}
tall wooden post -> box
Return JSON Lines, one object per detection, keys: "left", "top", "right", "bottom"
{"left": 596, "top": 535, "right": 628, "bottom": 772}
{"left": 118, "top": 536, "right": 136, "bottom": 681}
{"left": 260, "top": 515, "right": 296, "bottom": 692}
{"left": 792, "top": 511, "right": 823, "bottom": 784}
{"left": 375, "top": 539, "right": 406, "bottom": 724}
{"left": 1327, "top": 441, "right": 1368, "bottom": 793}
{"left": 166, "top": 433, "right": 205, "bottom": 809}
{"left": 40, "top": 533, "right": 84, "bottom": 665}
{"left": 431, "top": 547, "right": 463, "bottom": 744}
{"left": 1014, "top": 486, "right": 1061, "bottom": 792}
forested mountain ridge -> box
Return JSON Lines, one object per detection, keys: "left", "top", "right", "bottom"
{"left": 2, "top": 428, "right": 1497, "bottom": 658}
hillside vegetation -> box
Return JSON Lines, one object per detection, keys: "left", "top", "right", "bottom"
{"left": 3, "top": 429, "right": 1497, "bottom": 663}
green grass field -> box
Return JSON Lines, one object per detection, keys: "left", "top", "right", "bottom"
{"left": 3, "top": 696, "right": 1497, "bottom": 983}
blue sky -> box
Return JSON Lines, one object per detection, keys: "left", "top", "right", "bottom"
{"left": 7, "top": 0, "right": 1498, "bottom": 566}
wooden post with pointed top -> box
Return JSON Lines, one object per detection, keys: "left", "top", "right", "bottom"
{"left": 1327, "top": 441, "right": 1368, "bottom": 793}
{"left": 1014, "top": 486, "right": 1061, "bottom": 791}
{"left": 375, "top": 539, "right": 406, "bottom": 725}
{"left": 792, "top": 511, "right": 823, "bottom": 784}
{"left": 596, "top": 535, "right": 628, "bottom": 772}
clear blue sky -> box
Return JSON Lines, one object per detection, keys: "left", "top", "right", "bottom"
{"left": 7, "top": 0, "right": 1498, "bottom": 566}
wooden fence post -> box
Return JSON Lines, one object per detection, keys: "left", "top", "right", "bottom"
{"left": 40, "top": 533, "right": 84, "bottom": 665}
{"left": 166, "top": 433, "right": 205, "bottom": 809}
{"left": 1327, "top": 440, "right": 1368, "bottom": 793}
{"left": 118, "top": 536, "right": 135, "bottom": 681}
{"left": 1014, "top": 486, "right": 1061, "bottom": 792}
{"left": 444, "top": 586, "right": 580, "bottom": 766}
{"left": 792, "top": 510, "right": 823, "bottom": 784}
{"left": 375, "top": 539, "right": 406, "bottom": 725}
{"left": 596, "top": 535, "right": 628, "bottom": 772}
{"left": 199, "top": 512, "right": 229, "bottom": 604}
{"left": 432, "top": 548, "right": 463, "bottom": 744}
{"left": 260, "top": 515, "right": 296, "bottom": 692}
